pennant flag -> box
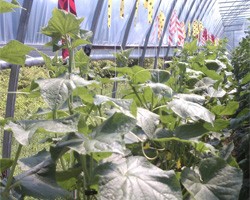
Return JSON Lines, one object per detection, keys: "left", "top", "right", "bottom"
{"left": 148, "top": 0, "right": 154, "bottom": 23}
{"left": 201, "top": 28, "right": 208, "bottom": 45}
{"left": 58, "top": 0, "right": 77, "bottom": 60}
{"left": 177, "top": 22, "right": 186, "bottom": 46}
{"left": 158, "top": 11, "right": 165, "bottom": 39}
{"left": 150, "top": 16, "right": 158, "bottom": 43}
{"left": 207, "top": 33, "right": 212, "bottom": 42}
{"left": 108, "top": 0, "right": 112, "bottom": 28}
{"left": 120, "top": 0, "right": 124, "bottom": 18}
{"left": 144, "top": 0, "right": 148, "bottom": 9}
{"left": 188, "top": 21, "right": 191, "bottom": 37}
{"left": 192, "top": 20, "right": 199, "bottom": 37}
{"left": 198, "top": 21, "right": 204, "bottom": 33}
{"left": 211, "top": 34, "right": 215, "bottom": 43}
{"left": 168, "top": 10, "right": 178, "bottom": 46}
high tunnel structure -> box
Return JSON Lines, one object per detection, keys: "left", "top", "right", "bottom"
{"left": 0, "top": 0, "right": 249, "bottom": 62}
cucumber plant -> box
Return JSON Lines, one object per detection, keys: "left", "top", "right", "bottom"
{"left": 0, "top": 3, "right": 244, "bottom": 200}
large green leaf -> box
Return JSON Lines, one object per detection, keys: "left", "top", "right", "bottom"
{"left": 205, "top": 59, "right": 227, "bottom": 72}
{"left": 125, "top": 108, "right": 160, "bottom": 143}
{"left": 113, "top": 49, "right": 133, "bottom": 67}
{"left": 14, "top": 158, "right": 71, "bottom": 199}
{"left": 150, "top": 69, "right": 171, "bottom": 83}
{"left": 191, "top": 62, "right": 222, "bottom": 81}
{"left": 142, "top": 82, "right": 173, "bottom": 98}
{"left": 131, "top": 66, "right": 151, "bottom": 84}
{"left": 96, "top": 156, "right": 182, "bottom": 200}
{"left": 0, "top": 158, "right": 13, "bottom": 173}
{"left": 0, "top": 40, "right": 34, "bottom": 65}
{"left": 206, "top": 87, "right": 226, "bottom": 98}
{"left": 242, "top": 72, "right": 250, "bottom": 84}
{"left": 18, "top": 149, "right": 51, "bottom": 171}
{"left": 36, "top": 78, "right": 75, "bottom": 110}
{"left": 175, "top": 122, "right": 208, "bottom": 139}
{"left": 41, "top": 8, "right": 84, "bottom": 39}
{"left": 51, "top": 113, "right": 136, "bottom": 159}
{"left": 70, "top": 74, "right": 98, "bottom": 87}
{"left": 74, "top": 48, "right": 89, "bottom": 72}
{"left": 92, "top": 112, "right": 136, "bottom": 140}
{"left": 168, "top": 99, "right": 215, "bottom": 124}
{"left": 0, "top": 0, "right": 21, "bottom": 13}
{"left": 173, "top": 93, "right": 205, "bottom": 105}
{"left": 94, "top": 95, "right": 134, "bottom": 115}
{"left": 71, "top": 38, "right": 90, "bottom": 49}
{"left": 211, "top": 101, "right": 239, "bottom": 116}
{"left": 203, "top": 119, "right": 229, "bottom": 132}
{"left": 181, "top": 157, "right": 243, "bottom": 200}
{"left": 5, "top": 114, "right": 79, "bottom": 145}
{"left": 135, "top": 107, "right": 159, "bottom": 139}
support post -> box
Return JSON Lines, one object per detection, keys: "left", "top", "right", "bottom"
{"left": 90, "top": 0, "right": 105, "bottom": 42}
{"left": 2, "top": 0, "right": 33, "bottom": 177}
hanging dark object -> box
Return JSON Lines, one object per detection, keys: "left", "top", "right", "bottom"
{"left": 58, "top": 0, "right": 77, "bottom": 60}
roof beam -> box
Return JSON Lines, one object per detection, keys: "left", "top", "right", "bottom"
{"left": 121, "top": 0, "right": 137, "bottom": 49}
{"left": 219, "top": 0, "right": 248, "bottom": 4}
{"left": 90, "top": 0, "right": 105, "bottom": 42}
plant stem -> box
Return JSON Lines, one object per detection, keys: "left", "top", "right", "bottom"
{"left": 80, "top": 155, "right": 90, "bottom": 189}
{"left": 3, "top": 144, "right": 22, "bottom": 195}
{"left": 130, "top": 84, "right": 147, "bottom": 108}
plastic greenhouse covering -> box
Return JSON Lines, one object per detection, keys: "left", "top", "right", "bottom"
{"left": 0, "top": 0, "right": 249, "bottom": 60}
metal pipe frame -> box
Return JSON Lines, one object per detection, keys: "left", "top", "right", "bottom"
{"left": 121, "top": 0, "right": 137, "bottom": 49}
{"left": 153, "top": 0, "right": 178, "bottom": 68}
{"left": 2, "top": 0, "right": 34, "bottom": 177}
{"left": 90, "top": 0, "right": 105, "bottom": 43}
{"left": 139, "top": 0, "right": 162, "bottom": 66}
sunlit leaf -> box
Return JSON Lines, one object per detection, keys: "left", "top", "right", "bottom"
{"left": 41, "top": 9, "right": 84, "bottom": 39}
{"left": 96, "top": 156, "right": 182, "bottom": 200}
{"left": 5, "top": 114, "right": 79, "bottom": 145}
{"left": 70, "top": 74, "right": 98, "bottom": 87}
{"left": 132, "top": 66, "right": 151, "bottom": 84}
{"left": 168, "top": 99, "right": 215, "bottom": 124}
{"left": 36, "top": 78, "right": 76, "bottom": 110}
{"left": 94, "top": 95, "right": 134, "bottom": 116}
{"left": 203, "top": 119, "right": 229, "bottom": 132}
{"left": 0, "top": 0, "right": 21, "bottom": 13}
{"left": 142, "top": 82, "right": 173, "bottom": 98}
{"left": 211, "top": 101, "right": 239, "bottom": 116}
{"left": 135, "top": 107, "right": 159, "bottom": 139}
{"left": 0, "top": 40, "right": 34, "bottom": 65}
{"left": 74, "top": 48, "right": 89, "bottom": 73}
{"left": 173, "top": 93, "right": 205, "bottom": 105}
{"left": 51, "top": 113, "right": 136, "bottom": 159}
